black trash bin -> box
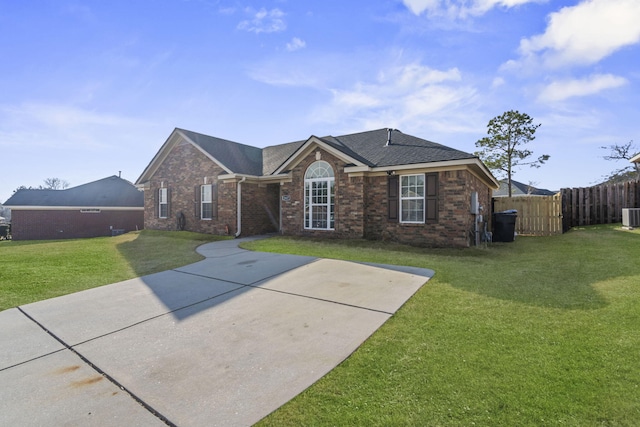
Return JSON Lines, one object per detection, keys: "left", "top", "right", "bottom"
{"left": 0, "top": 225, "right": 8, "bottom": 240}
{"left": 493, "top": 210, "right": 517, "bottom": 242}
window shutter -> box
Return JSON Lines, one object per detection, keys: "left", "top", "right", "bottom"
{"left": 166, "top": 187, "right": 171, "bottom": 219}
{"left": 195, "top": 185, "right": 201, "bottom": 219}
{"left": 212, "top": 183, "right": 218, "bottom": 219}
{"left": 388, "top": 175, "right": 399, "bottom": 222}
{"left": 425, "top": 173, "right": 438, "bottom": 222}
{"left": 153, "top": 186, "right": 158, "bottom": 218}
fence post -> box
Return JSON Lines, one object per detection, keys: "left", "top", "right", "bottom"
{"left": 606, "top": 184, "right": 613, "bottom": 224}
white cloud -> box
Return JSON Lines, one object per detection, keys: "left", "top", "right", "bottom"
{"left": 313, "top": 63, "right": 478, "bottom": 134}
{"left": 237, "top": 8, "right": 286, "bottom": 34}
{"left": 402, "top": 0, "right": 545, "bottom": 18}
{"left": 0, "top": 103, "right": 150, "bottom": 149}
{"left": 492, "top": 77, "right": 506, "bottom": 88}
{"left": 517, "top": 0, "right": 640, "bottom": 68}
{"left": 248, "top": 67, "right": 320, "bottom": 87}
{"left": 247, "top": 52, "right": 352, "bottom": 88}
{"left": 537, "top": 74, "right": 627, "bottom": 102}
{"left": 218, "top": 7, "right": 236, "bottom": 15}
{"left": 402, "top": 0, "right": 440, "bottom": 15}
{"left": 286, "top": 37, "right": 306, "bottom": 52}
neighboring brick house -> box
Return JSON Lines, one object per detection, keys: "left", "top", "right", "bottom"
{"left": 136, "top": 128, "right": 499, "bottom": 247}
{"left": 4, "top": 176, "right": 144, "bottom": 240}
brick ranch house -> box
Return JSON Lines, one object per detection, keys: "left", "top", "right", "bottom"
{"left": 135, "top": 128, "right": 499, "bottom": 247}
{"left": 4, "top": 176, "right": 144, "bottom": 240}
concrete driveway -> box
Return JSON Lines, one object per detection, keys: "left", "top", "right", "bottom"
{"left": 0, "top": 236, "right": 433, "bottom": 426}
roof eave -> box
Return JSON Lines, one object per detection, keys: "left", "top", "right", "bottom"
{"left": 344, "top": 158, "right": 500, "bottom": 189}
{"left": 218, "top": 172, "right": 291, "bottom": 184}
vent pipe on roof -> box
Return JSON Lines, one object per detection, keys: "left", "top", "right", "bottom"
{"left": 386, "top": 128, "right": 394, "bottom": 147}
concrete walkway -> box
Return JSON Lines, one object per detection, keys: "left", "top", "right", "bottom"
{"left": 0, "top": 236, "right": 433, "bottom": 426}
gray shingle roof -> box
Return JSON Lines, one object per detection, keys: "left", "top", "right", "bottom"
{"left": 145, "top": 127, "right": 479, "bottom": 178}
{"left": 4, "top": 176, "right": 143, "bottom": 207}
{"left": 261, "top": 128, "right": 475, "bottom": 175}
{"left": 178, "top": 128, "right": 263, "bottom": 176}
{"left": 262, "top": 140, "right": 305, "bottom": 175}
{"left": 320, "top": 128, "right": 475, "bottom": 168}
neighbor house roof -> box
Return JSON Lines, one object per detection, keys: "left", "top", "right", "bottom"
{"left": 4, "top": 176, "right": 144, "bottom": 209}
{"left": 630, "top": 152, "right": 640, "bottom": 163}
{"left": 493, "top": 179, "right": 557, "bottom": 197}
{"left": 136, "top": 127, "right": 498, "bottom": 188}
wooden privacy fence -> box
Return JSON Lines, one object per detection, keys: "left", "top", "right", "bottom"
{"left": 561, "top": 181, "right": 640, "bottom": 230}
{"left": 493, "top": 195, "right": 562, "bottom": 236}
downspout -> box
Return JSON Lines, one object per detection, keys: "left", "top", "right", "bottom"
{"left": 279, "top": 183, "right": 283, "bottom": 233}
{"left": 235, "top": 177, "right": 246, "bottom": 238}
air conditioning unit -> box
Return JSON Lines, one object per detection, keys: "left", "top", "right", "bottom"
{"left": 622, "top": 208, "right": 640, "bottom": 228}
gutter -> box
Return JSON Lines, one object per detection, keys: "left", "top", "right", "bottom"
{"left": 235, "top": 177, "right": 246, "bottom": 238}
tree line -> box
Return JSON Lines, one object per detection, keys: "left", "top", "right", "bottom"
{"left": 13, "top": 177, "right": 70, "bottom": 193}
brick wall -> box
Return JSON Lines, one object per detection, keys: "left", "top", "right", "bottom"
{"left": 364, "top": 170, "right": 492, "bottom": 247}
{"left": 144, "top": 140, "right": 493, "bottom": 247}
{"left": 10, "top": 209, "right": 143, "bottom": 240}
{"left": 240, "top": 183, "right": 280, "bottom": 236}
{"left": 144, "top": 140, "right": 236, "bottom": 235}
{"left": 280, "top": 149, "right": 364, "bottom": 239}
{"left": 144, "top": 140, "right": 279, "bottom": 236}
{"left": 279, "top": 147, "right": 493, "bottom": 247}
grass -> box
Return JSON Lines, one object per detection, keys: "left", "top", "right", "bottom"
{"left": 241, "top": 225, "right": 640, "bottom": 426}
{"left": 0, "top": 230, "right": 227, "bottom": 311}
{"left": 2, "top": 225, "right": 638, "bottom": 425}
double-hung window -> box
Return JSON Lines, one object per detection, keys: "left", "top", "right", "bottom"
{"left": 201, "top": 184, "right": 213, "bottom": 220}
{"left": 159, "top": 188, "right": 168, "bottom": 218}
{"left": 400, "top": 174, "right": 425, "bottom": 223}
{"left": 304, "top": 161, "right": 335, "bottom": 230}
{"left": 389, "top": 173, "right": 438, "bottom": 224}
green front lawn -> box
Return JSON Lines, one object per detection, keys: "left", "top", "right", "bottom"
{"left": 0, "top": 230, "right": 227, "bottom": 311}
{"left": 243, "top": 225, "right": 640, "bottom": 426}
{"left": 2, "top": 225, "right": 638, "bottom": 425}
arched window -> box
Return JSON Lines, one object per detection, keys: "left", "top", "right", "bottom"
{"left": 304, "top": 161, "right": 335, "bottom": 230}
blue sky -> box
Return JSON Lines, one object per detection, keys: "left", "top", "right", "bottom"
{"left": 2, "top": 0, "right": 640, "bottom": 202}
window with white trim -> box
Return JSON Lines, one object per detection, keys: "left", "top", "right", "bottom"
{"left": 304, "top": 161, "right": 335, "bottom": 230}
{"left": 159, "top": 188, "right": 168, "bottom": 218}
{"left": 201, "top": 184, "right": 213, "bottom": 220}
{"left": 400, "top": 174, "right": 425, "bottom": 223}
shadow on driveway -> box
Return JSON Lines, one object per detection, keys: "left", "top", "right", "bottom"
{"left": 1, "top": 236, "right": 433, "bottom": 426}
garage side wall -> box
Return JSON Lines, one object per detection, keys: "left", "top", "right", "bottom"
{"left": 9, "top": 209, "right": 143, "bottom": 240}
